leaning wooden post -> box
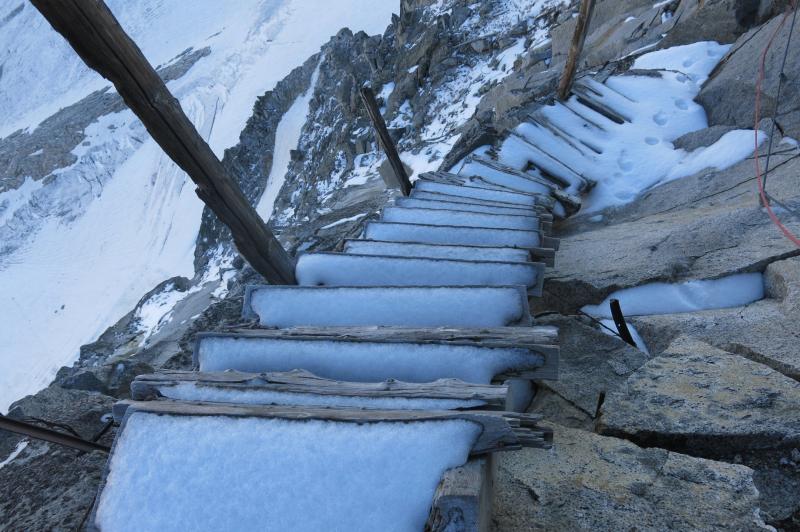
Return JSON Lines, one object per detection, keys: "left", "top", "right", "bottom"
{"left": 557, "top": 0, "right": 595, "bottom": 101}
{"left": 30, "top": 0, "right": 296, "bottom": 285}
{"left": 359, "top": 86, "right": 412, "bottom": 196}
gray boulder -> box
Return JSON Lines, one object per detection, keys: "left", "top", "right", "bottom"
{"left": 493, "top": 423, "right": 771, "bottom": 531}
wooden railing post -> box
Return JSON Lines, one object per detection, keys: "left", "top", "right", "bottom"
{"left": 30, "top": 0, "right": 296, "bottom": 284}
{"left": 557, "top": 0, "right": 595, "bottom": 101}
{"left": 359, "top": 86, "right": 412, "bottom": 196}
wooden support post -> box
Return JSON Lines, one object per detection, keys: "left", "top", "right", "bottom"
{"left": 557, "top": 0, "right": 595, "bottom": 101}
{"left": 31, "top": 0, "right": 296, "bottom": 285}
{"left": 360, "top": 86, "right": 412, "bottom": 196}
{"left": 0, "top": 415, "right": 110, "bottom": 454}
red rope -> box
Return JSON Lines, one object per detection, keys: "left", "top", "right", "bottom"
{"left": 754, "top": 1, "right": 800, "bottom": 247}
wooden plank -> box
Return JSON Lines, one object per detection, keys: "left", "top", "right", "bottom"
{"left": 557, "top": 0, "right": 595, "bottom": 101}
{"left": 131, "top": 369, "right": 509, "bottom": 407}
{"left": 360, "top": 86, "right": 412, "bottom": 196}
{"left": 419, "top": 172, "right": 556, "bottom": 209}
{"left": 30, "top": 0, "right": 296, "bottom": 284}
{"left": 112, "top": 400, "right": 552, "bottom": 454}
{"left": 194, "top": 326, "right": 559, "bottom": 381}
{"left": 426, "top": 456, "right": 493, "bottom": 532}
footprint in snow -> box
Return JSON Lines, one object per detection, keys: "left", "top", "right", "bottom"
{"left": 682, "top": 58, "right": 695, "bottom": 68}
{"left": 674, "top": 98, "right": 689, "bottom": 110}
{"left": 653, "top": 111, "right": 669, "bottom": 125}
{"left": 645, "top": 137, "right": 660, "bottom": 145}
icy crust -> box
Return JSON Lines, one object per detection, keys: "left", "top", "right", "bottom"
{"left": 582, "top": 273, "right": 765, "bottom": 317}
{"left": 197, "top": 336, "right": 541, "bottom": 383}
{"left": 381, "top": 206, "right": 540, "bottom": 231}
{"left": 343, "top": 240, "right": 531, "bottom": 263}
{"left": 295, "top": 253, "right": 540, "bottom": 288}
{"left": 95, "top": 414, "right": 480, "bottom": 532}
{"left": 248, "top": 286, "right": 529, "bottom": 327}
{"left": 365, "top": 222, "right": 541, "bottom": 248}
{"left": 395, "top": 196, "right": 535, "bottom": 216}
{"left": 493, "top": 41, "right": 764, "bottom": 212}
{"left": 157, "top": 382, "right": 486, "bottom": 410}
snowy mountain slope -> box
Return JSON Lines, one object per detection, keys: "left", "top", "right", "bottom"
{"left": 0, "top": 0, "right": 398, "bottom": 412}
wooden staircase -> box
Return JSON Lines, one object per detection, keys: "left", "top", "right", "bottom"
{"left": 84, "top": 116, "right": 592, "bottom": 531}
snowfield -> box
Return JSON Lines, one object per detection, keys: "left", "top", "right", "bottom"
{"left": 0, "top": 0, "right": 397, "bottom": 412}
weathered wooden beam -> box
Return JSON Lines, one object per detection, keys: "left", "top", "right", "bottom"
{"left": 360, "top": 86, "right": 413, "bottom": 196}
{"left": 113, "top": 400, "right": 551, "bottom": 454}
{"left": 0, "top": 414, "right": 110, "bottom": 454}
{"left": 131, "top": 369, "right": 509, "bottom": 407}
{"left": 426, "top": 456, "right": 493, "bottom": 532}
{"left": 557, "top": 0, "right": 595, "bottom": 101}
{"left": 30, "top": 0, "right": 296, "bottom": 284}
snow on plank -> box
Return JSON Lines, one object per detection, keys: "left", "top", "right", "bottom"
{"left": 410, "top": 189, "right": 545, "bottom": 214}
{"left": 194, "top": 326, "right": 558, "bottom": 383}
{"left": 343, "top": 239, "right": 531, "bottom": 263}
{"left": 130, "top": 369, "right": 508, "bottom": 410}
{"left": 395, "top": 196, "right": 550, "bottom": 218}
{"left": 364, "top": 221, "right": 544, "bottom": 249}
{"left": 381, "top": 206, "right": 541, "bottom": 231}
{"left": 455, "top": 159, "right": 557, "bottom": 196}
{"left": 295, "top": 252, "right": 545, "bottom": 295}
{"left": 413, "top": 179, "right": 544, "bottom": 207}
{"left": 243, "top": 284, "right": 532, "bottom": 327}
{"left": 91, "top": 401, "right": 547, "bottom": 532}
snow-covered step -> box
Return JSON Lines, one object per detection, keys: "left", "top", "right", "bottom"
{"left": 381, "top": 206, "right": 542, "bottom": 231}
{"left": 194, "top": 326, "right": 559, "bottom": 383}
{"left": 413, "top": 179, "right": 546, "bottom": 208}
{"left": 364, "top": 221, "right": 553, "bottom": 251}
{"left": 572, "top": 78, "right": 633, "bottom": 124}
{"left": 131, "top": 369, "right": 510, "bottom": 411}
{"left": 343, "top": 239, "right": 531, "bottom": 263}
{"left": 458, "top": 155, "right": 582, "bottom": 215}
{"left": 458, "top": 155, "right": 557, "bottom": 191}
{"left": 92, "top": 400, "right": 550, "bottom": 531}
{"left": 410, "top": 189, "right": 546, "bottom": 214}
{"left": 296, "top": 252, "right": 545, "bottom": 295}
{"left": 496, "top": 133, "right": 588, "bottom": 193}
{"left": 243, "top": 285, "right": 533, "bottom": 327}
{"left": 395, "top": 196, "right": 551, "bottom": 219}
{"left": 418, "top": 172, "right": 555, "bottom": 207}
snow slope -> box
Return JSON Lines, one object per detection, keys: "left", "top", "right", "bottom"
{"left": 0, "top": 0, "right": 397, "bottom": 412}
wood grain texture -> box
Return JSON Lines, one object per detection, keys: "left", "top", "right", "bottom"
{"left": 426, "top": 457, "right": 493, "bottom": 532}
{"left": 131, "top": 369, "right": 509, "bottom": 407}
{"left": 360, "top": 86, "right": 412, "bottom": 195}
{"left": 30, "top": 0, "right": 296, "bottom": 284}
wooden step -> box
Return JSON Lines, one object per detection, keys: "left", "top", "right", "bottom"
{"left": 461, "top": 155, "right": 582, "bottom": 215}
{"left": 131, "top": 369, "right": 510, "bottom": 410}
{"left": 243, "top": 284, "right": 533, "bottom": 328}
{"left": 194, "top": 326, "right": 558, "bottom": 383}
{"left": 395, "top": 196, "right": 553, "bottom": 220}
{"left": 497, "top": 133, "right": 588, "bottom": 192}
{"left": 418, "top": 172, "right": 555, "bottom": 207}
{"left": 343, "top": 239, "right": 530, "bottom": 263}
{"left": 295, "top": 252, "right": 546, "bottom": 295}
{"left": 410, "top": 189, "right": 547, "bottom": 213}
{"left": 381, "top": 205, "right": 543, "bottom": 232}
{"left": 413, "top": 179, "right": 547, "bottom": 208}
{"left": 364, "top": 221, "right": 558, "bottom": 252}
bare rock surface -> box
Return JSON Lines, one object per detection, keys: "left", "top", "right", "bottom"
{"left": 0, "top": 386, "right": 116, "bottom": 531}
{"left": 598, "top": 336, "right": 800, "bottom": 454}
{"left": 492, "top": 423, "right": 771, "bottom": 531}
{"left": 536, "top": 315, "right": 650, "bottom": 417}
{"left": 699, "top": 12, "right": 800, "bottom": 140}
